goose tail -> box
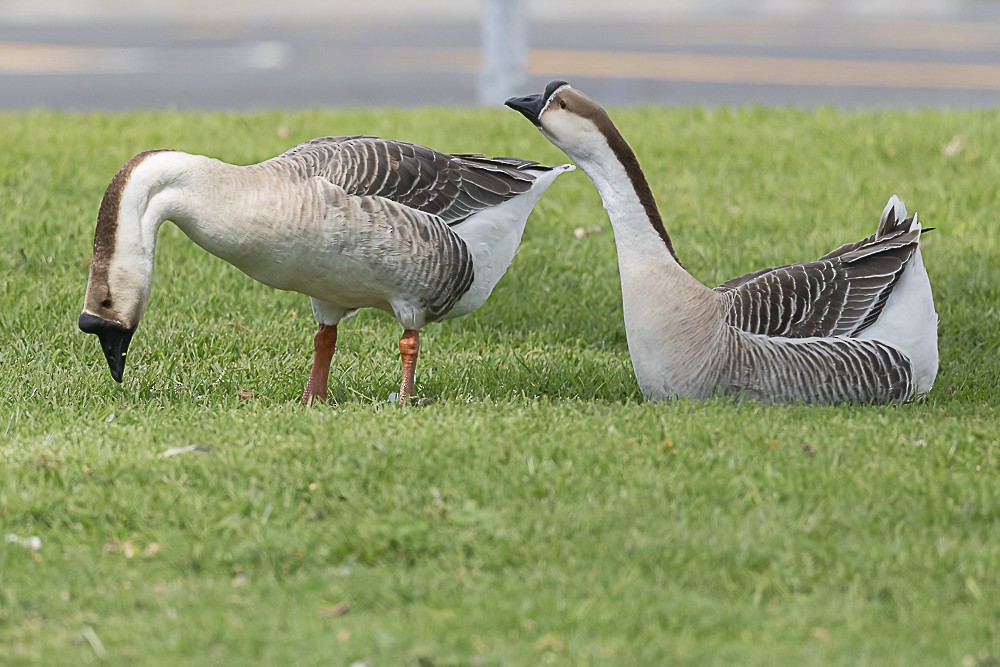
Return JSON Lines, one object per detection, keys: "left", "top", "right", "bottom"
{"left": 878, "top": 194, "right": 910, "bottom": 237}
{"left": 877, "top": 193, "right": 934, "bottom": 237}
{"left": 859, "top": 195, "right": 939, "bottom": 397}
{"left": 447, "top": 163, "right": 573, "bottom": 318}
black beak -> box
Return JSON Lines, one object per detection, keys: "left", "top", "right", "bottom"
{"left": 505, "top": 92, "right": 546, "bottom": 126}
{"left": 506, "top": 80, "right": 569, "bottom": 126}
{"left": 79, "top": 312, "right": 134, "bottom": 382}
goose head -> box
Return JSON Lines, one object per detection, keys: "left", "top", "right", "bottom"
{"left": 79, "top": 255, "right": 147, "bottom": 383}
{"left": 505, "top": 80, "right": 618, "bottom": 164}
{"left": 507, "top": 80, "right": 682, "bottom": 266}
{"left": 79, "top": 150, "right": 168, "bottom": 382}
{"left": 79, "top": 227, "right": 150, "bottom": 383}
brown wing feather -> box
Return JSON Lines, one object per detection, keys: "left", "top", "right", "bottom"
{"left": 718, "top": 224, "right": 919, "bottom": 339}
{"left": 275, "top": 136, "right": 546, "bottom": 224}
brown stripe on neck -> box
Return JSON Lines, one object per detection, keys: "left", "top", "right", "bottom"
{"left": 88, "top": 150, "right": 169, "bottom": 288}
{"left": 579, "top": 102, "right": 681, "bottom": 265}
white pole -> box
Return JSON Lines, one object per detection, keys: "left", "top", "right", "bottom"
{"left": 478, "top": 0, "right": 527, "bottom": 106}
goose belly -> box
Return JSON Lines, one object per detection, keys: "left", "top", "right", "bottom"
{"left": 239, "top": 249, "right": 399, "bottom": 311}
{"left": 178, "top": 197, "right": 465, "bottom": 320}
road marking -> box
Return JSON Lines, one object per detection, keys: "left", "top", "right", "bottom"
{"left": 387, "top": 47, "right": 1000, "bottom": 92}
{"left": 530, "top": 48, "right": 1000, "bottom": 91}
{"left": 0, "top": 41, "right": 289, "bottom": 74}
{"left": 640, "top": 18, "right": 1000, "bottom": 52}
{"left": 0, "top": 42, "right": 123, "bottom": 73}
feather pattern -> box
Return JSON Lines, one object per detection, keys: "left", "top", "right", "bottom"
{"left": 718, "top": 208, "right": 919, "bottom": 339}
{"left": 708, "top": 205, "right": 934, "bottom": 403}
{"left": 312, "top": 182, "right": 475, "bottom": 323}
{"left": 276, "top": 136, "right": 541, "bottom": 224}
{"left": 722, "top": 329, "right": 914, "bottom": 403}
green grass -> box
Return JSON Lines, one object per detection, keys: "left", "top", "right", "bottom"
{"left": 1, "top": 105, "right": 998, "bottom": 666}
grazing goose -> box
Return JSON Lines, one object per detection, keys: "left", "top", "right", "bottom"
{"left": 507, "top": 81, "right": 938, "bottom": 404}
{"left": 78, "top": 136, "right": 572, "bottom": 404}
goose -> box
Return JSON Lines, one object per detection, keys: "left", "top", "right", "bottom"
{"left": 506, "top": 81, "right": 938, "bottom": 404}
{"left": 78, "top": 135, "right": 572, "bottom": 404}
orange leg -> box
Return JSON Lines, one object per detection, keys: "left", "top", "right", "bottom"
{"left": 301, "top": 324, "right": 337, "bottom": 405}
{"left": 398, "top": 329, "right": 420, "bottom": 405}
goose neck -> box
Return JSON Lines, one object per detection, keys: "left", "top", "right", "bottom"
{"left": 568, "top": 133, "right": 681, "bottom": 269}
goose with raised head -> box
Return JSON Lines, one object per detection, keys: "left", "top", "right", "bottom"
{"left": 507, "top": 81, "right": 937, "bottom": 404}
{"left": 79, "top": 135, "right": 572, "bottom": 404}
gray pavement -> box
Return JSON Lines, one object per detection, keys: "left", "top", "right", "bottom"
{"left": 2, "top": 0, "right": 1000, "bottom": 110}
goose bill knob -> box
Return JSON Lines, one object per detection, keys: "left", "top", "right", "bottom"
{"left": 79, "top": 312, "right": 134, "bottom": 382}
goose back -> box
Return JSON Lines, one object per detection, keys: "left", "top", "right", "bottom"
{"left": 273, "top": 136, "right": 543, "bottom": 224}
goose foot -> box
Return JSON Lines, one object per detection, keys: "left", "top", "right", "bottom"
{"left": 387, "top": 392, "right": 435, "bottom": 407}
{"left": 301, "top": 323, "right": 337, "bottom": 405}
{"left": 397, "top": 329, "right": 420, "bottom": 406}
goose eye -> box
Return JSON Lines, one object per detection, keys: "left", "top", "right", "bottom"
{"left": 559, "top": 100, "right": 567, "bottom": 109}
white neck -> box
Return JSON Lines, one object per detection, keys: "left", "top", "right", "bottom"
{"left": 115, "top": 151, "right": 233, "bottom": 253}
{"left": 569, "top": 139, "right": 710, "bottom": 294}
{"left": 562, "top": 137, "right": 724, "bottom": 397}
{"left": 128, "top": 151, "right": 325, "bottom": 271}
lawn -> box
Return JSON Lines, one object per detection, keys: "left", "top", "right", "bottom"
{"left": 1, "top": 105, "right": 998, "bottom": 666}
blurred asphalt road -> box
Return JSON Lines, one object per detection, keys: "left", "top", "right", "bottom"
{"left": 2, "top": 0, "right": 1000, "bottom": 109}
